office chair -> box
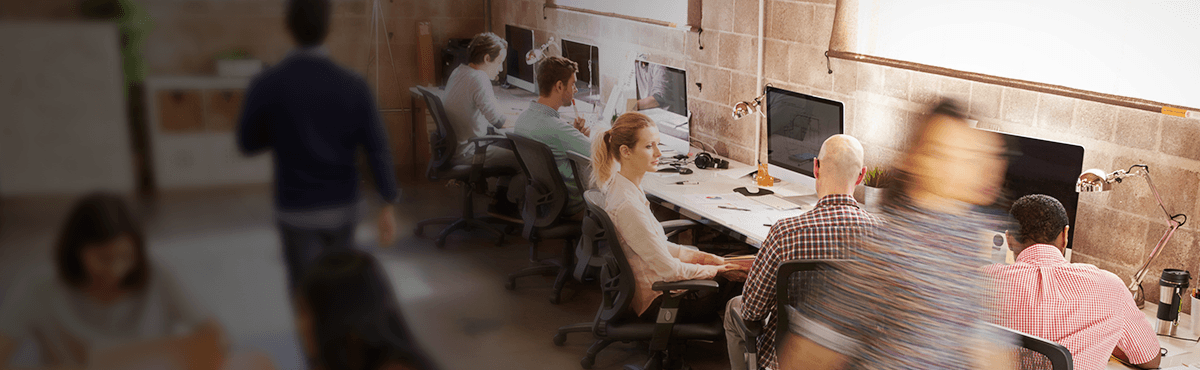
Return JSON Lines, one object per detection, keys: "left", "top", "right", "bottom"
{"left": 503, "top": 133, "right": 584, "bottom": 304}
{"left": 413, "top": 86, "right": 518, "bottom": 248}
{"left": 553, "top": 190, "right": 725, "bottom": 370}
{"left": 990, "top": 323, "right": 1074, "bottom": 370}
{"left": 728, "top": 259, "right": 845, "bottom": 370}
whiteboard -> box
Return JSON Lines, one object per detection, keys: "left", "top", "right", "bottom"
{"left": 554, "top": 0, "right": 689, "bottom": 27}
{"left": 836, "top": 0, "right": 1200, "bottom": 108}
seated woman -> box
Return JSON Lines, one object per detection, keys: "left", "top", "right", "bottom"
{"left": 295, "top": 250, "right": 438, "bottom": 370}
{"left": 0, "top": 192, "right": 237, "bottom": 370}
{"left": 590, "top": 112, "right": 744, "bottom": 323}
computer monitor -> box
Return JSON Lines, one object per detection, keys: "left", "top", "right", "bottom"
{"left": 634, "top": 60, "right": 689, "bottom": 155}
{"left": 765, "top": 86, "right": 844, "bottom": 178}
{"left": 504, "top": 25, "right": 536, "bottom": 93}
{"left": 561, "top": 39, "right": 600, "bottom": 104}
{"left": 981, "top": 131, "right": 1085, "bottom": 261}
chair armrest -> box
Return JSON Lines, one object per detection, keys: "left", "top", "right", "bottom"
{"left": 651, "top": 279, "right": 719, "bottom": 293}
{"left": 469, "top": 135, "right": 509, "bottom": 146}
{"left": 660, "top": 219, "right": 699, "bottom": 234}
{"left": 741, "top": 318, "right": 763, "bottom": 338}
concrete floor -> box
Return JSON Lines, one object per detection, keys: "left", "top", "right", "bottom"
{"left": 0, "top": 182, "right": 730, "bottom": 370}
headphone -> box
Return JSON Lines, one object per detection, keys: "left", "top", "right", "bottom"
{"left": 693, "top": 152, "right": 728, "bottom": 169}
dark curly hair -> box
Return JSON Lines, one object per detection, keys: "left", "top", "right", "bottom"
{"left": 1009, "top": 194, "right": 1069, "bottom": 246}
{"left": 55, "top": 192, "right": 149, "bottom": 290}
{"left": 286, "top": 0, "right": 331, "bottom": 47}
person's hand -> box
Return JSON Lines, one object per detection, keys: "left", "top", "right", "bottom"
{"left": 705, "top": 254, "right": 726, "bottom": 266}
{"left": 378, "top": 204, "right": 397, "bottom": 248}
{"left": 573, "top": 117, "right": 590, "bottom": 137}
{"left": 717, "top": 263, "right": 742, "bottom": 272}
{"left": 717, "top": 264, "right": 748, "bottom": 282}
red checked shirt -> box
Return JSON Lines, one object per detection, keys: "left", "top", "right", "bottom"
{"left": 985, "top": 244, "right": 1160, "bottom": 370}
{"left": 740, "top": 194, "right": 879, "bottom": 369}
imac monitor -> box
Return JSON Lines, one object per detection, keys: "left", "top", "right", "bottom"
{"left": 634, "top": 60, "right": 689, "bottom": 155}
{"left": 504, "top": 25, "right": 536, "bottom": 93}
{"left": 765, "top": 86, "right": 844, "bottom": 178}
{"left": 561, "top": 39, "right": 600, "bottom": 104}
{"left": 981, "top": 131, "right": 1084, "bottom": 261}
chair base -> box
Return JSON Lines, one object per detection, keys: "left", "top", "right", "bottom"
{"left": 414, "top": 215, "right": 513, "bottom": 248}
{"left": 505, "top": 237, "right": 578, "bottom": 304}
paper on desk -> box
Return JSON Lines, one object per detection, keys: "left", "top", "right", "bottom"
{"left": 683, "top": 193, "right": 746, "bottom": 205}
{"left": 720, "top": 166, "right": 759, "bottom": 179}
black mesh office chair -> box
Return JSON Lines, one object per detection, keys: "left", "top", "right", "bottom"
{"left": 553, "top": 190, "right": 725, "bottom": 370}
{"left": 503, "top": 133, "right": 584, "bottom": 304}
{"left": 991, "top": 324, "right": 1074, "bottom": 370}
{"left": 727, "top": 259, "right": 844, "bottom": 370}
{"left": 413, "top": 86, "right": 517, "bottom": 248}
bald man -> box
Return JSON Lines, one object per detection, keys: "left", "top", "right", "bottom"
{"left": 723, "top": 135, "right": 882, "bottom": 370}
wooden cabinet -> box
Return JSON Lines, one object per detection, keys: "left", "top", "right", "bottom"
{"left": 205, "top": 89, "right": 244, "bottom": 132}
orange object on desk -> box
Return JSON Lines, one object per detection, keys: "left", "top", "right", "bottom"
{"left": 756, "top": 163, "right": 773, "bottom": 187}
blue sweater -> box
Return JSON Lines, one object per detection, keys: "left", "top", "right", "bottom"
{"left": 236, "top": 51, "right": 398, "bottom": 211}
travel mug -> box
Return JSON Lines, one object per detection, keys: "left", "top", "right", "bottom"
{"left": 1157, "top": 269, "right": 1190, "bottom": 336}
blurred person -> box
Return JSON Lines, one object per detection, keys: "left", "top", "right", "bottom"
{"left": 723, "top": 134, "right": 880, "bottom": 370}
{"left": 0, "top": 193, "right": 232, "bottom": 370}
{"left": 237, "top": 0, "right": 399, "bottom": 290}
{"left": 444, "top": 32, "right": 523, "bottom": 220}
{"left": 591, "top": 112, "right": 743, "bottom": 323}
{"left": 514, "top": 56, "right": 592, "bottom": 216}
{"left": 986, "top": 194, "right": 1160, "bottom": 370}
{"left": 777, "top": 100, "right": 1017, "bottom": 370}
{"left": 296, "top": 250, "right": 438, "bottom": 370}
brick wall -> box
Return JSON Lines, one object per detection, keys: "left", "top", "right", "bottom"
{"left": 495, "top": 0, "right": 1200, "bottom": 309}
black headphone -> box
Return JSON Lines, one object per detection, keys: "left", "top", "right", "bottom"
{"left": 694, "top": 152, "right": 728, "bottom": 169}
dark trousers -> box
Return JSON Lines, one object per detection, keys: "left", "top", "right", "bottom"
{"left": 278, "top": 221, "right": 355, "bottom": 291}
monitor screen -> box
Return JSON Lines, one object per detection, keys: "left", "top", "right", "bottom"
{"left": 765, "top": 86, "right": 844, "bottom": 178}
{"left": 981, "top": 131, "right": 1085, "bottom": 257}
{"left": 634, "top": 60, "right": 689, "bottom": 155}
{"left": 561, "top": 39, "right": 600, "bottom": 102}
{"left": 504, "top": 25, "right": 536, "bottom": 93}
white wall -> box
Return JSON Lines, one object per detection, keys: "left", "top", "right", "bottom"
{"left": 0, "top": 22, "right": 134, "bottom": 195}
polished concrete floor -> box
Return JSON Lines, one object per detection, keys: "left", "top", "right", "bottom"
{"left": 0, "top": 182, "right": 730, "bottom": 370}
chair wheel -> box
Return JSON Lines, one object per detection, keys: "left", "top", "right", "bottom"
{"left": 549, "top": 293, "right": 560, "bottom": 305}
{"left": 552, "top": 333, "right": 566, "bottom": 346}
{"left": 504, "top": 279, "right": 516, "bottom": 290}
{"left": 581, "top": 357, "right": 595, "bottom": 369}
{"left": 435, "top": 237, "right": 447, "bottom": 249}
{"left": 413, "top": 226, "right": 423, "bottom": 237}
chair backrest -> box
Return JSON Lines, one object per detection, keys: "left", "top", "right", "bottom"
{"left": 507, "top": 133, "right": 569, "bottom": 232}
{"left": 774, "top": 259, "right": 846, "bottom": 352}
{"left": 990, "top": 324, "right": 1074, "bottom": 370}
{"left": 415, "top": 86, "right": 459, "bottom": 177}
{"left": 583, "top": 190, "right": 638, "bottom": 335}
{"left": 565, "top": 150, "right": 593, "bottom": 191}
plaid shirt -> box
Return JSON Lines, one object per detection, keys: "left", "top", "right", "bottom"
{"left": 985, "top": 244, "right": 1160, "bottom": 370}
{"left": 741, "top": 194, "right": 879, "bottom": 369}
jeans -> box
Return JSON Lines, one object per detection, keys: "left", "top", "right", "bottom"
{"left": 277, "top": 221, "right": 355, "bottom": 291}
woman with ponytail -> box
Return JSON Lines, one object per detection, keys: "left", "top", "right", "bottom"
{"left": 591, "top": 112, "right": 743, "bottom": 323}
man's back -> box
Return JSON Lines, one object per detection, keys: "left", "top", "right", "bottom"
{"left": 985, "top": 244, "right": 1159, "bottom": 370}
{"left": 237, "top": 52, "right": 397, "bottom": 211}
{"left": 740, "top": 194, "right": 878, "bottom": 369}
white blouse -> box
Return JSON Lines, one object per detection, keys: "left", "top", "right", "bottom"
{"left": 602, "top": 174, "right": 720, "bottom": 315}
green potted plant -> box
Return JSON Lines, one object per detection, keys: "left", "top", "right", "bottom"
{"left": 854, "top": 167, "right": 894, "bottom": 205}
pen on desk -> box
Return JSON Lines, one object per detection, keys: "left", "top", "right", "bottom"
{"left": 674, "top": 181, "right": 699, "bottom": 185}
{"left": 763, "top": 224, "right": 772, "bottom": 227}
{"left": 717, "top": 205, "right": 751, "bottom": 211}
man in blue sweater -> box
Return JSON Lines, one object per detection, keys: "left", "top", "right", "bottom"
{"left": 236, "top": 0, "right": 398, "bottom": 290}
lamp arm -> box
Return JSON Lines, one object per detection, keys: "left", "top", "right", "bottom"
{"left": 1124, "top": 164, "right": 1189, "bottom": 295}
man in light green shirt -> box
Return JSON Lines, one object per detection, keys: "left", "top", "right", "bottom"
{"left": 514, "top": 56, "right": 593, "bottom": 215}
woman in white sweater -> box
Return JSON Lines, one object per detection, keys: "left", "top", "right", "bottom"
{"left": 591, "top": 112, "right": 743, "bottom": 322}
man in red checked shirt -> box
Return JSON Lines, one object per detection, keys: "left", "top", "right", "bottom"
{"left": 986, "top": 194, "right": 1161, "bottom": 370}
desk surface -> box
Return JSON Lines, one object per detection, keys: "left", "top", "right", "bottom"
{"left": 640, "top": 154, "right": 866, "bottom": 247}
{"left": 1107, "top": 304, "right": 1200, "bottom": 369}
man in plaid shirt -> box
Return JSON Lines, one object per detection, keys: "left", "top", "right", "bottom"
{"left": 986, "top": 194, "right": 1161, "bottom": 370}
{"left": 724, "top": 134, "right": 880, "bottom": 370}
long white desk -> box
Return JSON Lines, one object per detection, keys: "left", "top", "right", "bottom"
{"left": 1107, "top": 304, "right": 1200, "bottom": 369}
{"left": 409, "top": 84, "right": 602, "bottom": 130}
{"left": 640, "top": 154, "right": 862, "bottom": 247}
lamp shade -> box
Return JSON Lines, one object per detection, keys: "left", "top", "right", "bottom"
{"left": 1076, "top": 168, "right": 1113, "bottom": 192}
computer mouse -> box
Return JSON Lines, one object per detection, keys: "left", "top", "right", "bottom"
{"left": 678, "top": 167, "right": 693, "bottom": 175}
{"left": 656, "top": 167, "right": 679, "bottom": 173}
{"left": 674, "top": 154, "right": 689, "bottom": 160}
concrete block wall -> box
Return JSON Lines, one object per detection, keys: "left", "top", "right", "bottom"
{"left": 494, "top": 0, "right": 1200, "bottom": 309}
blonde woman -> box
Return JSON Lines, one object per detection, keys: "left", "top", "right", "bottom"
{"left": 591, "top": 112, "right": 742, "bottom": 323}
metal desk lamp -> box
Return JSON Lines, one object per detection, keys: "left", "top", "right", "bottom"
{"left": 1077, "top": 164, "right": 1188, "bottom": 308}
{"left": 526, "top": 37, "right": 558, "bottom": 65}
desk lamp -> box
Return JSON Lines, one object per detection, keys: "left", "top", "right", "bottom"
{"left": 732, "top": 85, "right": 774, "bottom": 188}
{"left": 1077, "top": 164, "right": 1188, "bottom": 308}
{"left": 526, "top": 37, "right": 558, "bottom": 65}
